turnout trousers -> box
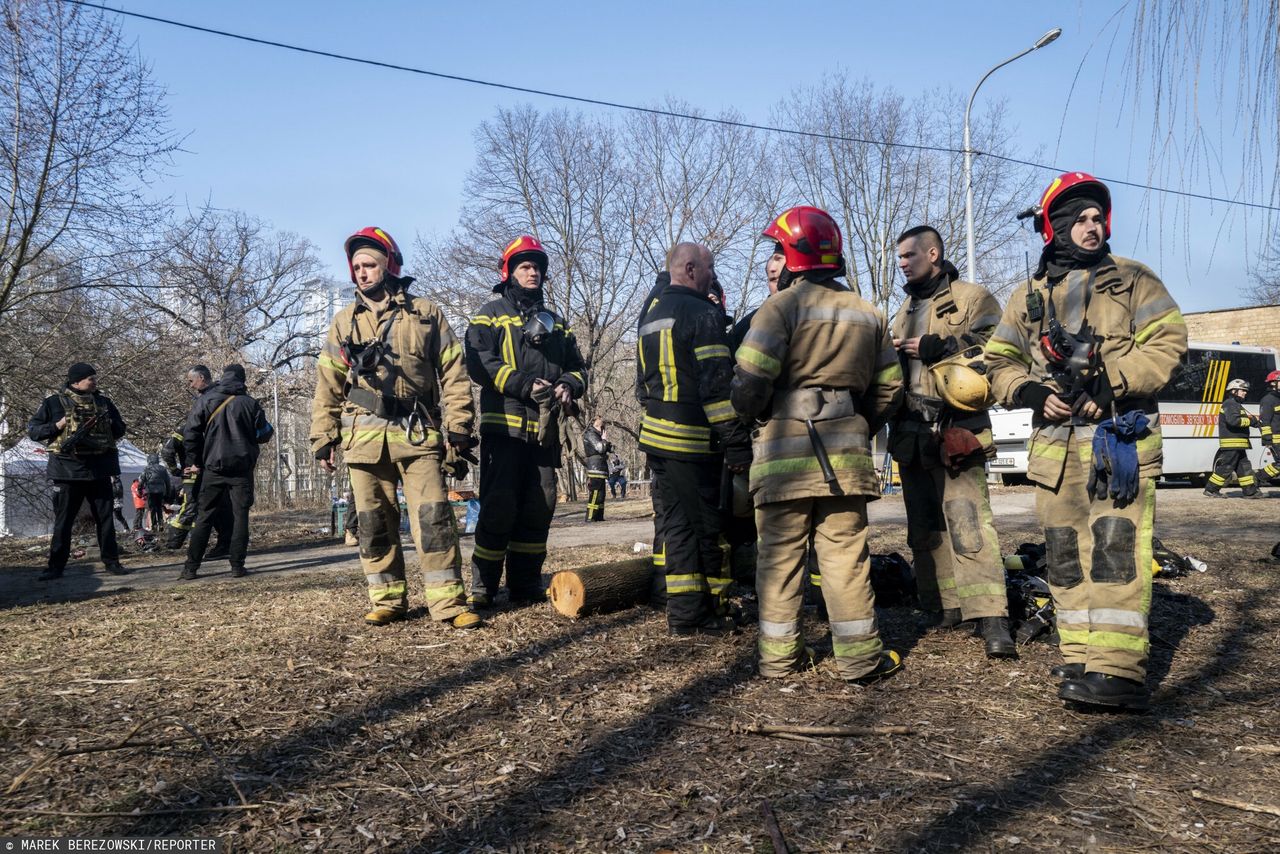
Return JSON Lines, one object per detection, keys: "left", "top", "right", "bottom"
{"left": 1206, "top": 448, "right": 1258, "bottom": 495}
{"left": 471, "top": 435, "right": 557, "bottom": 602}
{"left": 900, "top": 457, "right": 1007, "bottom": 620}
{"left": 348, "top": 444, "right": 467, "bottom": 621}
{"left": 586, "top": 474, "right": 606, "bottom": 521}
{"left": 166, "top": 472, "right": 231, "bottom": 549}
{"left": 1037, "top": 431, "right": 1155, "bottom": 682}
{"left": 49, "top": 478, "right": 119, "bottom": 572}
{"left": 755, "top": 495, "right": 882, "bottom": 680}
{"left": 648, "top": 455, "right": 731, "bottom": 629}
{"left": 185, "top": 472, "right": 254, "bottom": 573}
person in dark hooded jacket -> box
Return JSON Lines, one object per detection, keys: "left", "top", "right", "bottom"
{"left": 140, "top": 452, "right": 171, "bottom": 533}
{"left": 179, "top": 364, "right": 273, "bottom": 579}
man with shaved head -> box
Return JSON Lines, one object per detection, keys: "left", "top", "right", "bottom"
{"left": 637, "top": 241, "right": 751, "bottom": 635}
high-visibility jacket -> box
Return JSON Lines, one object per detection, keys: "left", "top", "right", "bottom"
{"left": 1259, "top": 390, "right": 1280, "bottom": 446}
{"left": 985, "top": 255, "right": 1187, "bottom": 487}
{"left": 465, "top": 286, "right": 586, "bottom": 446}
{"left": 1217, "top": 396, "right": 1254, "bottom": 449}
{"left": 311, "top": 282, "right": 474, "bottom": 465}
{"left": 731, "top": 274, "right": 903, "bottom": 505}
{"left": 890, "top": 273, "right": 1001, "bottom": 435}
{"left": 637, "top": 283, "right": 749, "bottom": 460}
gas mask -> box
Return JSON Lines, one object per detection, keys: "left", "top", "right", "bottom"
{"left": 523, "top": 311, "right": 556, "bottom": 346}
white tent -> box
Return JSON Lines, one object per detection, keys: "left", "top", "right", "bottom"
{"left": 0, "top": 438, "right": 148, "bottom": 538}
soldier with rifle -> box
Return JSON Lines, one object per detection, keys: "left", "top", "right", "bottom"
{"left": 27, "top": 362, "right": 129, "bottom": 579}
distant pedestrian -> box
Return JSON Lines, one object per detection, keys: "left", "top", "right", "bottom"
{"left": 583, "top": 417, "right": 611, "bottom": 522}
{"left": 130, "top": 479, "right": 145, "bottom": 531}
{"left": 179, "top": 364, "right": 274, "bottom": 580}
{"left": 110, "top": 476, "right": 130, "bottom": 532}
{"left": 140, "top": 452, "right": 170, "bottom": 532}
{"left": 607, "top": 452, "right": 627, "bottom": 498}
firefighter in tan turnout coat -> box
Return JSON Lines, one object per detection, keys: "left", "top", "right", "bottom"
{"left": 985, "top": 173, "right": 1186, "bottom": 710}
{"left": 890, "top": 226, "right": 1015, "bottom": 658}
{"left": 732, "top": 206, "right": 904, "bottom": 683}
{"left": 311, "top": 227, "right": 481, "bottom": 629}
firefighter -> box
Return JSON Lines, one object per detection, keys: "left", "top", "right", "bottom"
{"left": 1258, "top": 370, "right": 1280, "bottom": 483}
{"left": 889, "top": 225, "right": 1015, "bottom": 658}
{"left": 985, "top": 172, "right": 1187, "bottom": 710}
{"left": 27, "top": 363, "right": 129, "bottom": 579}
{"left": 1204, "top": 378, "right": 1262, "bottom": 497}
{"left": 732, "top": 207, "right": 905, "bottom": 682}
{"left": 163, "top": 366, "right": 231, "bottom": 554}
{"left": 639, "top": 242, "right": 750, "bottom": 635}
{"left": 583, "top": 416, "right": 611, "bottom": 522}
{"left": 311, "top": 227, "right": 481, "bottom": 629}
{"left": 465, "top": 236, "right": 587, "bottom": 607}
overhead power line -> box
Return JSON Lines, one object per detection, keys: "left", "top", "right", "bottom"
{"left": 66, "top": 0, "right": 1280, "bottom": 214}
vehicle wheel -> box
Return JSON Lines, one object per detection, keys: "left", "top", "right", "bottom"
{"left": 1187, "top": 473, "right": 1207, "bottom": 488}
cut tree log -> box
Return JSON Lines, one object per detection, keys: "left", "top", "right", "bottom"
{"left": 548, "top": 557, "right": 653, "bottom": 618}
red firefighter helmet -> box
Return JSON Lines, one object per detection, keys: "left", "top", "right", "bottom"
{"left": 1032, "top": 172, "right": 1112, "bottom": 245}
{"left": 762, "top": 206, "right": 843, "bottom": 272}
{"left": 1268, "top": 370, "right": 1280, "bottom": 384}
{"left": 499, "top": 235, "right": 549, "bottom": 281}
{"left": 344, "top": 227, "right": 403, "bottom": 283}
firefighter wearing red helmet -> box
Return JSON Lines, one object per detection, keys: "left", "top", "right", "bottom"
{"left": 1205, "top": 378, "right": 1263, "bottom": 497}
{"left": 985, "top": 173, "right": 1187, "bottom": 710}
{"left": 889, "top": 225, "right": 1015, "bottom": 659}
{"left": 464, "top": 236, "right": 587, "bottom": 607}
{"left": 732, "top": 206, "right": 905, "bottom": 683}
{"left": 310, "top": 227, "right": 482, "bottom": 630}
{"left": 1257, "top": 370, "right": 1280, "bottom": 484}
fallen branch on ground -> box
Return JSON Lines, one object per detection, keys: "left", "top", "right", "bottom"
{"left": 0, "top": 805, "right": 262, "bottom": 818}
{"left": 662, "top": 716, "right": 913, "bottom": 738}
{"left": 761, "top": 801, "right": 791, "bottom": 854}
{"left": 1234, "top": 744, "right": 1280, "bottom": 755}
{"left": 1191, "top": 789, "right": 1280, "bottom": 817}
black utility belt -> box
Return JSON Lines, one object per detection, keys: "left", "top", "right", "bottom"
{"left": 345, "top": 387, "right": 435, "bottom": 421}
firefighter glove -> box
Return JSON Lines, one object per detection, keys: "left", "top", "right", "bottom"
{"left": 1015, "top": 382, "right": 1055, "bottom": 414}
{"left": 915, "top": 333, "right": 954, "bottom": 365}
{"left": 443, "top": 446, "right": 469, "bottom": 481}
{"left": 1087, "top": 409, "right": 1149, "bottom": 505}
{"left": 448, "top": 431, "right": 477, "bottom": 451}
{"left": 723, "top": 441, "right": 752, "bottom": 469}
{"left": 314, "top": 441, "right": 338, "bottom": 461}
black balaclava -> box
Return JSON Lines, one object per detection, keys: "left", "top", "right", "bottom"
{"left": 498, "top": 251, "right": 547, "bottom": 312}
{"left": 904, "top": 259, "right": 960, "bottom": 300}
{"left": 1036, "top": 194, "right": 1110, "bottom": 278}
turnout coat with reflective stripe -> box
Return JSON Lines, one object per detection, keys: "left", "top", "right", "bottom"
{"left": 1260, "top": 390, "right": 1280, "bottom": 446}
{"left": 984, "top": 255, "right": 1187, "bottom": 487}
{"left": 465, "top": 289, "right": 587, "bottom": 443}
{"left": 890, "top": 277, "right": 1001, "bottom": 434}
{"left": 310, "top": 287, "right": 474, "bottom": 464}
{"left": 636, "top": 284, "right": 749, "bottom": 460}
{"left": 1217, "top": 396, "right": 1253, "bottom": 449}
{"left": 731, "top": 275, "right": 904, "bottom": 505}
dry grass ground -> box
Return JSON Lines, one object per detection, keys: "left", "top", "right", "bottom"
{"left": 1, "top": 490, "right": 1278, "bottom": 852}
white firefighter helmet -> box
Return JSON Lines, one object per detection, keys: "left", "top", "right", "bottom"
{"left": 1227, "top": 378, "right": 1250, "bottom": 394}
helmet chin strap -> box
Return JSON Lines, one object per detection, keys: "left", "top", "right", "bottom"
{"left": 359, "top": 274, "right": 401, "bottom": 303}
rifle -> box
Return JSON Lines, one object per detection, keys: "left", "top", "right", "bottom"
{"left": 58, "top": 414, "right": 100, "bottom": 455}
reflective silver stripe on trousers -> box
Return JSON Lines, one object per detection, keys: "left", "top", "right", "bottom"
{"left": 1059, "top": 608, "right": 1147, "bottom": 628}
{"left": 830, "top": 618, "right": 877, "bottom": 636}
{"left": 422, "top": 569, "right": 461, "bottom": 584}
{"left": 759, "top": 619, "right": 800, "bottom": 637}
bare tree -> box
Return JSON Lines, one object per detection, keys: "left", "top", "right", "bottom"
{"left": 772, "top": 77, "right": 1038, "bottom": 314}
{"left": 132, "top": 207, "right": 331, "bottom": 371}
{"left": 0, "top": 0, "right": 176, "bottom": 436}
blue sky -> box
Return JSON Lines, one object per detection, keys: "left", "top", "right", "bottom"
{"left": 107, "top": 1, "right": 1274, "bottom": 313}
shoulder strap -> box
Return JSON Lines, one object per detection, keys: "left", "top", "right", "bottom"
{"left": 206, "top": 395, "right": 234, "bottom": 429}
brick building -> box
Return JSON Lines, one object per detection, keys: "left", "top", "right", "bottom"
{"left": 1183, "top": 304, "right": 1280, "bottom": 350}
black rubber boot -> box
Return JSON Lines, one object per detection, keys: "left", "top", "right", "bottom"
{"left": 668, "top": 615, "right": 739, "bottom": 637}
{"left": 178, "top": 566, "right": 198, "bottom": 581}
{"left": 103, "top": 563, "right": 129, "bottom": 576}
{"left": 38, "top": 568, "right": 64, "bottom": 581}
{"left": 979, "top": 617, "right": 1017, "bottom": 659}
{"left": 1058, "top": 671, "right": 1150, "bottom": 711}
{"left": 1050, "top": 662, "right": 1085, "bottom": 680}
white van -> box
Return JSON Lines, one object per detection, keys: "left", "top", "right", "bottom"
{"left": 986, "top": 341, "right": 1279, "bottom": 486}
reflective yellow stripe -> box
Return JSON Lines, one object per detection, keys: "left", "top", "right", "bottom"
{"left": 832, "top": 637, "right": 882, "bottom": 659}
{"left": 1219, "top": 438, "right": 1250, "bottom": 448}
{"left": 473, "top": 544, "right": 505, "bottom": 561}
{"left": 759, "top": 636, "right": 805, "bottom": 657}
{"left": 495, "top": 364, "right": 514, "bottom": 392}
{"left": 423, "top": 582, "right": 464, "bottom": 602}
{"left": 936, "top": 577, "right": 957, "bottom": 591}
{"left": 508, "top": 540, "right": 545, "bottom": 554}
{"left": 481, "top": 412, "right": 537, "bottom": 433}
{"left": 666, "top": 573, "right": 707, "bottom": 594}
{"left": 737, "top": 345, "right": 781, "bottom": 377}
{"left": 955, "top": 582, "right": 1006, "bottom": 599}
{"left": 1086, "top": 630, "right": 1149, "bottom": 653}
{"left": 695, "top": 344, "right": 731, "bottom": 361}
{"left": 318, "top": 354, "right": 349, "bottom": 375}
{"left": 640, "top": 415, "right": 710, "bottom": 438}
{"left": 702, "top": 399, "right": 735, "bottom": 424}
{"left": 639, "top": 428, "right": 710, "bottom": 454}
{"left": 660, "top": 329, "right": 679, "bottom": 401}
{"left": 440, "top": 342, "right": 462, "bottom": 363}
{"left": 985, "top": 338, "right": 1033, "bottom": 367}
{"left": 637, "top": 339, "right": 647, "bottom": 376}
{"left": 873, "top": 363, "right": 903, "bottom": 385}
{"left": 749, "top": 454, "right": 874, "bottom": 478}
{"left": 808, "top": 573, "right": 822, "bottom": 587}
{"left": 1029, "top": 441, "right": 1068, "bottom": 461}
{"left": 1134, "top": 309, "right": 1184, "bottom": 345}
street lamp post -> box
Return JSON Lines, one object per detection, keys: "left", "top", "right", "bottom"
{"left": 963, "top": 27, "right": 1062, "bottom": 282}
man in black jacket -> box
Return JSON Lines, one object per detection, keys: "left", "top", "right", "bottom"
{"left": 179, "top": 364, "right": 274, "bottom": 579}
{"left": 163, "top": 365, "right": 231, "bottom": 553}
{"left": 27, "top": 363, "right": 129, "bottom": 579}
{"left": 583, "top": 417, "right": 611, "bottom": 522}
